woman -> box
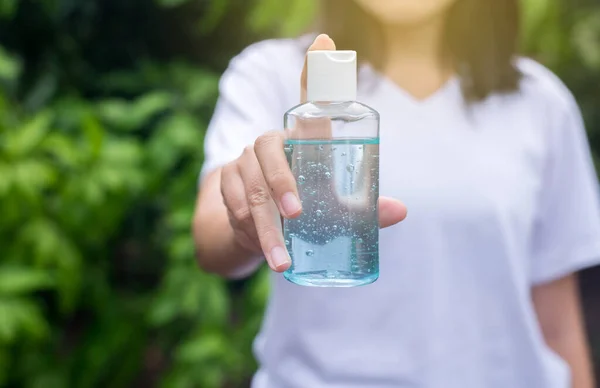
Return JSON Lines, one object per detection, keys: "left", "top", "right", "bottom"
{"left": 193, "top": 0, "right": 600, "bottom": 387}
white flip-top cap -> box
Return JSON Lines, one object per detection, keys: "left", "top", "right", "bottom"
{"left": 307, "top": 50, "right": 357, "bottom": 102}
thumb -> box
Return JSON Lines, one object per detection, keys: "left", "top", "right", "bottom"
{"left": 378, "top": 197, "right": 408, "bottom": 228}
{"left": 300, "top": 34, "right": 336, "bottom": 103}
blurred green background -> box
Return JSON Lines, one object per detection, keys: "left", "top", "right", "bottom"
{"left": 0, "top": 0, "right": 599, "bottom": 387}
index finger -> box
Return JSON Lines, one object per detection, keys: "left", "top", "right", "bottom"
{"left": 254, "top": 131, "right": 302, "bottom": 219}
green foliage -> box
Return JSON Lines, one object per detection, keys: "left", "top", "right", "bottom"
{"left": 0, "top": 0, "right": 310, "bottom": 386}
{"left": 0, "top": 0, "right": 599, "bottom": 387}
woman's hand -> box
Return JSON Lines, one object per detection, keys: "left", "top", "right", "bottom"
{"left": 219, "top": 34, "right": 407, "bottom": 273}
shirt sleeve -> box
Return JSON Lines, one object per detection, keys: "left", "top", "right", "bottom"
{"left": 200, "top": 41, "right": 290, "bottom": 181}
{"left": 529, "top": 89, "right": 600, "bottom": 285}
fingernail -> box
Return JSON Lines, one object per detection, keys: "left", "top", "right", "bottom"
{"left": 270, "top": 246, "right": 291, "bottom": 270}
{"left": 281, "top": 192, "right": 302, "bottom": 217}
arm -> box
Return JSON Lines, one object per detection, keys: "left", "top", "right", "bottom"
{"left": 193, "top": 35, "right": 406, "bottom": 279}
{"left": 532, "top": 274, "right": 595, "bottom": 388}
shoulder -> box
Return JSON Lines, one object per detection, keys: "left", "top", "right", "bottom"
{"left": 515, "top": 57, "right": 580, "bottom": 117}
{"left": 226, "top": 37, "right": 306, "bottom": 79}
{"left": 218, "top": 37, "right": 306, "bottom": 106}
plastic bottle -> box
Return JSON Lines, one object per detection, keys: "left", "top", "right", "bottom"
{"left": 283, "top": 50, "right": 380, "bottom": 287}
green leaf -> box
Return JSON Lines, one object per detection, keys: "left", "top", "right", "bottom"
{"left": 175, "top": 331, "right": 228, "bottom": 363}
{"left": 147, "top": 294, "right": 180, "bottom": 327}
{"left": 198, "top": 277, "right": 229, "bottom": 325}
{"left": 248, "top": 267, "right": 270, "bottom": 308}
{"left": 156, "top": 0, "right": 191, "bottom": 8}
{"left": 196, "top": 0, "right": 229, "bottom": 34}
{"left": 0, "top": 267, "right": 54, "bottom": 295}
{"left": 280, "top": 0, "right": 317, "bottom": 37}
{"left": 41, "top": 133, "right": 81, "bottom": 168}
{"left": 168, "top": 235, "right": 194, "bottom": 262}
{"left": 572, "top": 11, "right": 600, "bottom": 70}
{"left": 183, "top": 70, "right": 219, "bottom": 108}
{"left": 5, "top": 110, "right": 54, "bottom": 157}
{"left": 0, "top": 0, "right": 18, "bottom": 18}
{"left": 147, "top": 113, "right": 204, "bottom": 173}
{"left": 12, "top": 158, "right": 58, "bottom": 198}
{"left": 96, "top": 91, "right": 173, "bottom": 131}
{"left": 18, "top": 218, "right": 82, "bottom": 313}
{"left": 0, "top": 161, "right": 13, "bottom": 196}
{"left": 247, "top": 0, "right": 316, "bottom": 36}
{"left": 520, "top": 0, "right": 560, "bottom": 56}
{"left": 0, "top": 45, "right": 21, "bottom": 81}
{"left": 24, "top": 72, "right": 58, "bottom": 111}
{"left": 82, "top": 114, "right": 104, "bottom": 159}
{"left": 55, "top": 250, "right": 82, "bottom": 314}
{"left": 100, "top": 137, "right": 145, "bottom": 165}
{"left": 0, "top": 298, "right": 49, "bottom": 344}
{"left": 166, "top": 205, "right": 196, "bottom": 231}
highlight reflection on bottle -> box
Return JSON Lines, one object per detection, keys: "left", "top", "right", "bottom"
{"left": 283, "top": 50, "right": 380, "bottom": 287}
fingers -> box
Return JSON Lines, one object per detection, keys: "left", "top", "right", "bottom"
{"left": 238, "top": 146, "right": 291, "bottom": 272}
{"left": 254, "top": 131, "right": 302, "bottom": 219}
{"left": 378, "top": 197, "right": 408, "bottom": 228}
{"left": 300, "top": 34, "right": 336, "bottom": 103}
{"left": 221, "top": 163, "right": 260, "bottom": 251}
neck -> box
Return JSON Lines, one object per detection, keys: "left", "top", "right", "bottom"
{"left": 380, "top": 16, "right": 453, "bottom": 100}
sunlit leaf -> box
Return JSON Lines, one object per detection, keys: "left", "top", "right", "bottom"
{"left": 247, "top": 0, "right": 316, "bottom": 37}
{"left": 175, "top": 331, "right": 228, "bottom": 363}
{"left": 147, "top": 113, "right": 204, "bottom": 173}
{"left": 280, "top": 0, "right": 317, "bottom": 37}
{"left": 41, "top": 133, "right": 80, "bottom": 168}
{"left": 0, "top": 0, "right": 18, "bottom": 18}
{"left": 0, "top": 267, "right": 54, "bottom": 295}
{"left": 197, "top": 0, "right": 229, "bottom": 34}
{"left": 147, "top": 294, "right": 179, "bottom": 327}
{"left": 198, "top": 277, "right": 229, "bottom": 325}
{"left": 5, "top": 110, "right": 53, "bottom": 157}
{"left": 82, "top": 113, "right": 104, "bottom": 160}
{"left": 100, "top": 137, "right": 145, "bottom": 165}
{"left": 520, "top": 0, "right": 563, "bottom": 62}
{"left": 248, "top": 267, "right": 270, "bottom": 308}
{"left": 168, "top": 234, "right": 194, "bottom": 262}
{"left": 573, "top": 11, "right": 600, "bottom": 70}
{"left": 0, "top": 45, "right": 21, "bottom": 81}
{"left": 0, "top": 298, "right": 49, "bottom": 344}
{"left": 183, "top": 71, "right": 219, "bottom": 108}
{"left": 147, "top": 266, "right": 190, "bottom": 326}
{"left": 166, "top": 205, "right": 195, "bottom": 231}
{"left": 96, "top": 92, "right": 173, "bottom": 131}
{"left": 17, "top": 218, "right": 82, "bottom": 313}
{"left": 12, "top": 158, "right": 58, "bottom": 197}
{"left": 0, "top": 161, "right": 13, "bottom": 196}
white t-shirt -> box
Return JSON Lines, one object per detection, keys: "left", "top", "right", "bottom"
{"left": 201, "top": 37, "right": 600, "bottom": 388}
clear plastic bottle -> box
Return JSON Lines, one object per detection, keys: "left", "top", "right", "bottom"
{"left": 283, "top": 50, "right": 380, "bottom": 287}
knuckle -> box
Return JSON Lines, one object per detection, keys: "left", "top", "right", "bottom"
{"left": 256, "top": 225, "right": 279, "bottom": 242}
{"left": 266, "top": 168, "right": 289, "bottom": 186}
{"left": 220, "top": 163, "right": 231, "bottom": 184}
{"left": 223, "top": 161, "right": 237, "bottom": 174}
{"left": 247, "top": 185, "right": 271, "bottom": 207}
{"left": 220, "top": 165, "right": 236, "bottom": 196}
{"left": 232, "top": 206, "right": 251, "bottom": 223}
{"left": 254, "top": 132, "right": 280, "bottom": 152}
{"left": 242, "top": 145, "right": 255, "bottom": 158}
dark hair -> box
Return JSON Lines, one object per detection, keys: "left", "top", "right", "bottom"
{"left": 320, "top": 0, "right": 521, "bottom": 102}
